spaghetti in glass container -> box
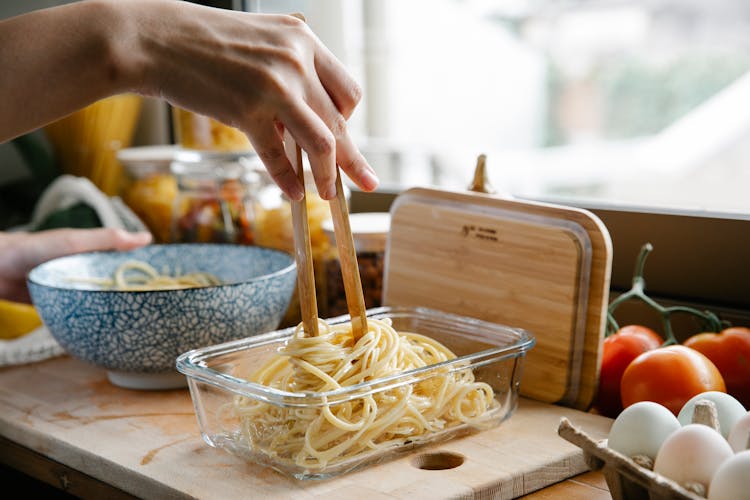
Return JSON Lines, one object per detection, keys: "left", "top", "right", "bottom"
{"left": 176, "top": 307, "right": 535, "bottom": 480}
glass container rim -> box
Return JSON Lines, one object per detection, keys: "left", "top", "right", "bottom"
{"left": 175, "top": 306, "right": 536, "bottom": 407}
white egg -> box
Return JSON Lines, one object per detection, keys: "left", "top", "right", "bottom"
{"left": 607, "top": 401, "right": 681, "bottom": 460}
{"left": 728, "top": 412, "right": 750, "bottom": 453}
{"left": 654, "top": 424, "right": 734, "bottom": 489}
{"left": 708, "top": 451, "right": 750, "bottom": 500}
{"left": 678, "top": 391, "right": 746, "bottom": 439}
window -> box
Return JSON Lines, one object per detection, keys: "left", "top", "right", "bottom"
{"left": 260, "top": 0, "right": 750, "bottom": 317}
{"left": 277, "top": 0, "right": 750, "bottom": 216}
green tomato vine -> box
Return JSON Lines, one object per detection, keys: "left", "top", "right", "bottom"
{"left": 606, "top": 243, "right": 727, "bottom": 345}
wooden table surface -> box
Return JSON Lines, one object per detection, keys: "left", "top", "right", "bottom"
{"left": 1, "top": 444, "right": 612, "bottom": 500}
{"left": 523, "top": 470, "right": 610, "bottom": 499}
{"left": 0, "top": 355, "right": 614, "bottom": 499}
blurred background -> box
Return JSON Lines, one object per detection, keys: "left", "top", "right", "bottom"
{"left": 3, "top": 0, "right": 750, "bottom": 232}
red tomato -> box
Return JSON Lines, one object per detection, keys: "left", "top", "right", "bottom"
{"left": 684, "top": 327, "right": 750, "bottom": 408}
{"left": 621, "top": 345, "right": 726, "bottom": 416}
{"left": 616, "top": 324, "right": 664, "bottom": 346}
{"left": 593, "top": 326, "right": 663, "bottom": 418}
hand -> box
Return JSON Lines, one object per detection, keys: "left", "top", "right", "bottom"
{"left": 131, "top": 2, "right": 377, "bottom": 200}
{"left": 0, "top": 229, "right": 151, "bottom": 303}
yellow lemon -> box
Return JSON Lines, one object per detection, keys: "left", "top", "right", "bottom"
{"left": 0, "top": 299, "right": 43, "bottom": 339}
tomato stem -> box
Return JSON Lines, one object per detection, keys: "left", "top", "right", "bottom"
{"left": 606, "top": 242, "right": 724, "bottom": 343}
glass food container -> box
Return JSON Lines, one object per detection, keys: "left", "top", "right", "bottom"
{"left": 172, "top": 107, "right": 253, "bottom": 152}
{"left": 170, "top": 150, "right": 263, "bottom": 244}
{"left": 322, "top": 212, "right": 390, "bottom": 318}
{"left": 176, "top": 306, "right": 535, "bottom": 480}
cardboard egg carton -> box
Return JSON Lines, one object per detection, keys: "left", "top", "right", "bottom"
{"left": 558, "top": 417, "right": 704, "bottom": 500}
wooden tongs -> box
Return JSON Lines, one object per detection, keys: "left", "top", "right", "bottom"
{"left": 283, "top": 132, "right": 368, "bottom": 341}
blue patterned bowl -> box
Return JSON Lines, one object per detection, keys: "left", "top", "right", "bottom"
{"left": 27, "top": 244, "right": 296, "bottom": 390}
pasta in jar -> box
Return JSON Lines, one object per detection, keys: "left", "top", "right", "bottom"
{"left": 118, "top": 148, "right": 179, "bottom": 244}
{"left": 121, "top": 172, "right": 177, "bottom": 244}
{"left": 172, "top": 107, "right": 253, "bottom": 152}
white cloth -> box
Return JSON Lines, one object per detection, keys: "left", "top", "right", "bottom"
{"left": 0, "top": 326, "right": 65, "bottom": 367}
{"left": 24, "top": 174, "right": 149, "bottom": 233}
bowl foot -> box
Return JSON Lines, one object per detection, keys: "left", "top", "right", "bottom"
{"left": 107, "top": 370, "right": 187, "bottom": 390}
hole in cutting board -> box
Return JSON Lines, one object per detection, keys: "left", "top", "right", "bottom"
{"left": 410, "top": 451, "right": 464, "bottom": 470}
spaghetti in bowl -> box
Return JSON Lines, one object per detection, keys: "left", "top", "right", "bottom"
{"left": 27, "top": 243, "right": 296, "bottom": 390}
{"left": 176, "top": 306, "right": 535, "bottom": 479}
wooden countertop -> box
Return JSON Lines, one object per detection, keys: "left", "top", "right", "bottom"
{"left": 0, "top": 355, "right": 614, "bottom": 499}
{"left": 523, "top": 470, "right": 610, "bottom": 499}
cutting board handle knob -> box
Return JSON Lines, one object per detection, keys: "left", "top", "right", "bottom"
{"left": 467, "top": 154, "right": 496, "bottom": 194}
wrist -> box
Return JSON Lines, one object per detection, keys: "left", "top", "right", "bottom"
{"left": 84, "top": 0, "right": 153, "bottom": 96}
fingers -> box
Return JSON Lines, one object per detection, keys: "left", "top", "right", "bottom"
{"left": 304, "top": 80, "right": 379, "bottom": 194}
{"left": 336, "top": 132, "right": 379, "bottom": 193}
{"left": 278, "top": 91, "right": 377, "bottom": 198}
{"left": 63, "top": 228, "right": 152, "bottom": 254}
{"left": 286, "top": 12, "right": 360, "bottom": 119}
{"left": 21, "top": 228, "right": 152, "bottom": 270}
{"left": 244, "top": 119, "right": 304, "bottom": 201}
{"left": 313, "top": 43, "right": 362, "bottom": 120}
{"left": 109, "top": 228, "right": 153, "bottom": 249}
{"left": 306, "top": 40, "right": 375, "bottom": 192}
{"left": 279, "top": 98, "right": 338, "bottom": 200}
{"left": 273, "top": 19, "right": 373, "bottom": 198}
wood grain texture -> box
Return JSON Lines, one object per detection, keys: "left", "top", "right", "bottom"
{"left": 0, "top": 356, "right": 613, "bottom": 499}
{"left": 284, "top": 134, "right": 319, "bottom": 337}
{"left": 327, "top": 170, "right": 368, "bottom": 340}
{"left": 384, "top": 188, "right": 612, "bottom": 410}
{"left": 0, "top": 435, "right": 138, "bottom": 499}
{"left": 520, "top": 471, "right": 610, "bottom": 500}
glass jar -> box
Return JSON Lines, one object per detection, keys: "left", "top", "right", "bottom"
{"left": 322, "top": 212, "right": 390, "bottom": 318}
{"left": 253, "top": 170, "right": 336, "bottom": 257}
{"left": 117, "top": 145, "right": 180, "bottom": 243}
{"left": 170, "top": 150, "right": 263, "bottom": 244}
{"left": 172, "top": 107, "right": 253, "bottom": 152}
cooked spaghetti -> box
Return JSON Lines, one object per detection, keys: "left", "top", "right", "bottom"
{"left": 230, "top": 317, "right": 498, "bottom": 470}
{"left": 76, "top": 260, "right": 222, "bottom": 291}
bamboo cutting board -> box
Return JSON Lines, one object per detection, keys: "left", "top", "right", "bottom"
{"left": 384, "top": 188, "right": 612, "bottom": 410}
{"left": 0, "top": 356, "right": 613, "bottom": 499}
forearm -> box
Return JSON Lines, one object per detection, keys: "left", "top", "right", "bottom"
{"left": 0, "top": 0, "right": 138, "bottom": 141}
{"left": 0, "top": 0, "right": 376, "bottom": 199}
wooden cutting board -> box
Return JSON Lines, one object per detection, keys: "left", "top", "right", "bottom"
{"left": 384, "top": 188, "right": 612, "bottom": 410}
{"left": 0, "top": 356, "right": 613, "bottom": 499}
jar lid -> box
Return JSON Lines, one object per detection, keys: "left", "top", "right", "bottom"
{"left": 172, "top": 149, "right": 258, "bottom": 164}
{"left": 117, "top": 145, "right": 181, "bottom": 177}
{"left": 323, "top": 212, "right": 390, "bottom": 253}
{"left": 171, "top": 150, "right": 262, "bottom": 184}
